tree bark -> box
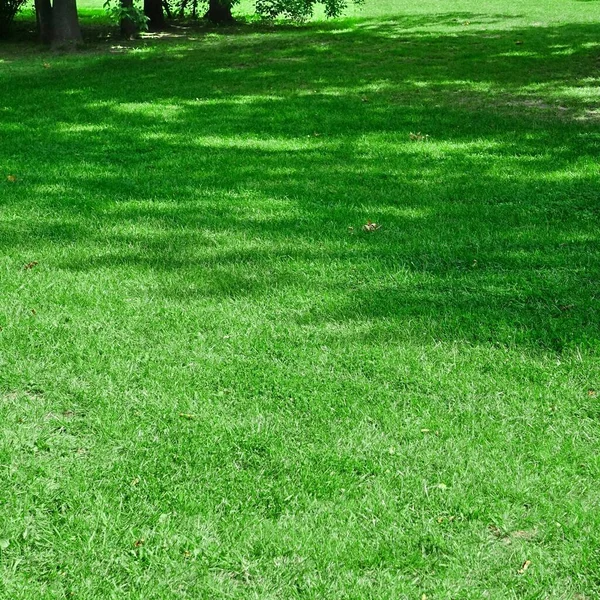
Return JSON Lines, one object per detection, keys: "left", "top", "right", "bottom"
{"left": 204, "top": 0, "right": 233, "bottom": 24}
{"left": 35, "top": 0, "right": 53, "bottom": 44}
{"left": 52, "top": 0, "right": 81, "bottom": 47}
{"left": 144, "top": 0, "right": 164, "bottom": 30}
{"left": 120, "top": 0, "right": 137, "bottom": 38}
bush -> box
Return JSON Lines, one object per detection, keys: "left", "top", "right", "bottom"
{"left": 0, "top": 0, "right": 28, "bottom": 36}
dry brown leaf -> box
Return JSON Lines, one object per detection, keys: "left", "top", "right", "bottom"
{"left": 134, "top": 539, "right": 145, "bottom": 548}
{"left": 588, "top": 390, "right": 596, "bottom": 397}
{"left": 362, "top": 221, "right": 381, "bottom": 232}
{"left": 24, "top": 261, "right": 38, "bottom": 270}
{"left": 7, "top": 175, "right": 17, "bottom": 182}
{"left": 518, "top": 560, "right": 531, "bottom": 574}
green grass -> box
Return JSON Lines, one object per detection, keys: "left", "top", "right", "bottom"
{"left": 1, "top": 1, "right": 600, "bottom": 598}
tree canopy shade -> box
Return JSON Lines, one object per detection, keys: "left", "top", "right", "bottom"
{"left": 24, "top": 0, "right": 362, "bottom": 43}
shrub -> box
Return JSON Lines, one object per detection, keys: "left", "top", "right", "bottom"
{"left": 0, "top": 0, "right": 28, "bottom": 36}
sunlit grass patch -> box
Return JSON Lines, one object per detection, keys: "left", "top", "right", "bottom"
{"left": 1, "top": 1, "right": 600, "bottom": 599}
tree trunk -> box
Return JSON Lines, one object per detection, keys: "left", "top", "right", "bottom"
{"left": 204, "top": 0, "right": 233, "bottom": 24}
{"left": 144, "top": 0, "right": 164, "bottom": 30}
{"left": 52, "top": 0, "right": 81, "bottom": 47}
{"left": 35, "top": 0, "right": 53, "bottom": 44}
{"left": 120, "top": 0, "right": 137, "bottom": 38}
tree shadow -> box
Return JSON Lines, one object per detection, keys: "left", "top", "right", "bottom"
{"left": 1, "top": 14, "right": 599, "bottom": 351}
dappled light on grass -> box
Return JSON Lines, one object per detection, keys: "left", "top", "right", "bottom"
{"left": 1, "top": 2, "right": 600, "bottom": 598}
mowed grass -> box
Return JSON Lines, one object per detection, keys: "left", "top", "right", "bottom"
{"left": 1, "top": 1, "right": 600, "bottom": 598}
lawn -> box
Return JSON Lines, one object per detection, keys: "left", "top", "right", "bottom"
{"left": 1, "top": 1, "right": 600, "bottom": 598}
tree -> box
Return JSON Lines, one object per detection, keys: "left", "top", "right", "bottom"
{"left": 34, "top": 0, "right": 53, "bottom": 43}
{"left": 120, "top": 0, "right": 137, "bottom": 36}
{"left": 144, "top": 0, "right": 164, "bottom": 30}
{"left": 203, "top": 0, "right": 233, "bottom": 24}
{"left": 52, "top": 0, "right": 82, "bottom": 44}
{"left": 32, "top": 0, "right": 81, "bottom": 45}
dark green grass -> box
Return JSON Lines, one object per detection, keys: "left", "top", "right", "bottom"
{"left": 1, "top": 1, "right": 600, "bottom": 598}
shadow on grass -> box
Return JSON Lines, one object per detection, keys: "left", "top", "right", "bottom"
{"left": 1, "top": 13, "right": 599, "bottom": 351}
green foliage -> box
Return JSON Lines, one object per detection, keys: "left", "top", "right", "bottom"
{"left": 103, "top": 0, "right": 149, "bottom": 30}
{"left": 255, "top": 0, "right": 357, "bottom": 20}
{"left": 168, "top": 0, "right": 359, "bottom": 22}
{"left": 0, "top": 0, "right": 27, "bottom": 35}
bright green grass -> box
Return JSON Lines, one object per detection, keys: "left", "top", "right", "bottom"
{"left": 1, "top": 1, "right": 600, "bottom": 598}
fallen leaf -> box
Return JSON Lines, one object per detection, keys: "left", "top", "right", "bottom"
{"left": 362, "top": 221, "right": 381, "bottom": 232}
{"left": 588, "top": 390, "right": 596, "bottom": 397}
{"left": 134, "top": 539, "right": 145, "bottom": 548}
{"left": 518, "top": 560, "right": 531, "bottom": 574}
{"left": 7, "top": 175, "right": 17, "bottom": 182}
{"left": 24, "top": 261, "right": 38, "bottom": 270}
